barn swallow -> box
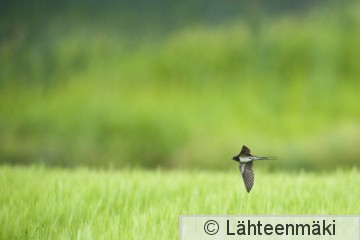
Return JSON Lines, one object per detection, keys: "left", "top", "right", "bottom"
{"left": 232, "top": 145, "right": 276, "bottom": 193}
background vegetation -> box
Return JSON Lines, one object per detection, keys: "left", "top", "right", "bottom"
{"left": 1, "top": 0, "right": 360, "bottom": 170}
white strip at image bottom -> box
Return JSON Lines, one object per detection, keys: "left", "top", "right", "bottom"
{"left": 180, "top": 216, "right": 360, "bottom": 240}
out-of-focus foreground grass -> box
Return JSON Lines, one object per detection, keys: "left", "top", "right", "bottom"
{"left": 1, "top": 2, "right": 360, "bottom": 170}
{"left": 0, "top": 166, "right": 359, "bottom": 239}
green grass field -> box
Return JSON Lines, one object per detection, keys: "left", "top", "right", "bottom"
{"left": 1, "top": 166, "right": 359, "bottom": 239}
{"left": 1, "top": 2, "right": 360, "bottom": 239}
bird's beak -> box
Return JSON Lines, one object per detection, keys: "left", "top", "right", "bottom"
{"left": 232, "top": 156, "right": 238, "bottom": 161}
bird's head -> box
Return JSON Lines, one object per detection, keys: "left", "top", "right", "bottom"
{"left": 232, "top": 155, "right": 239, "bottom": 162}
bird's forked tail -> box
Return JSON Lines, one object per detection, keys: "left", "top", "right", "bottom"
{"left": 252, "top": 156, "right": 277, "bottom": 160}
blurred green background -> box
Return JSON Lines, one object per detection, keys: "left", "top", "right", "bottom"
{"left": 1, "top": 0, "right": 359, "bottom": 171}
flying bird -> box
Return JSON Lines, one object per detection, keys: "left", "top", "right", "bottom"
{"left": 232, "top": 145, "right": 275, "bottom": 193}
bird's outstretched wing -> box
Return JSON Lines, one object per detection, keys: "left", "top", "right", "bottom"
{"left": 239, "top": 161, "right": 254, "bottom": 193}
{"left": 240, "top": 145, "right": 252, "bottom": 156}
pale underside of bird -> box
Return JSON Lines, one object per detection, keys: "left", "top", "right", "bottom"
{"left": 232, "top": 145, "right": 275, "bottom": 193}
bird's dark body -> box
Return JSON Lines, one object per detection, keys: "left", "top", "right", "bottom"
{"left": 232, "top": 145, "right": 275, "bottom": 193}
